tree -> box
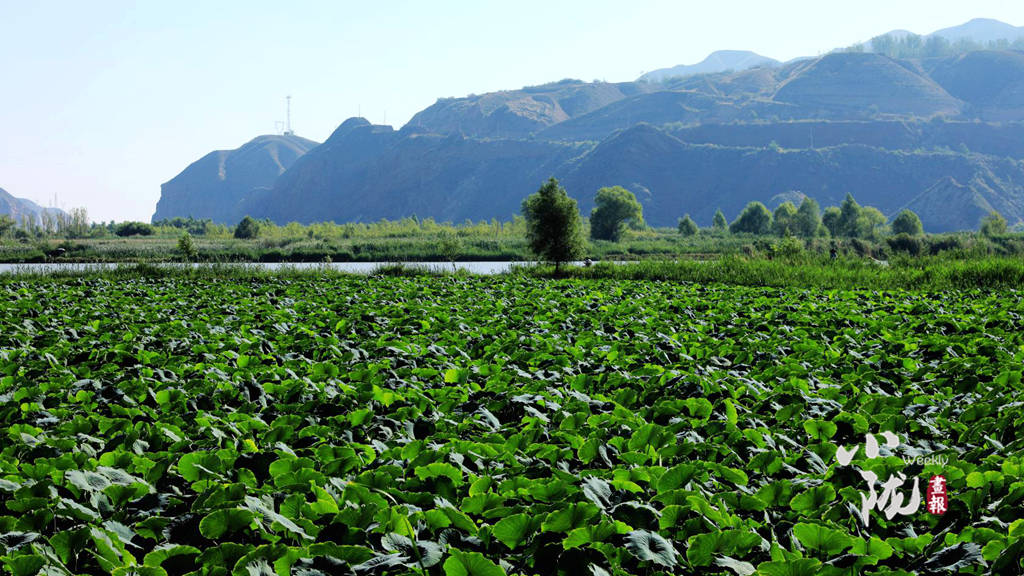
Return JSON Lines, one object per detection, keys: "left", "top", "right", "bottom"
{"left": 857, "top": 207, "right": 887, "bottom": 240}
{"left": 67, "top": 207, "right": 89, "bottom": 238}
{"left": 678, "top": 214, "right": 698, "bottom": 236}
{"left": 729, "top": 202, "right": 772, "bottom": 235}
{"left": 177, "top": 232, "right": 198, "bottom": 261}
{"left": 712, "top": 209, "right": 728, "bottom": 232}
{"left": 234, "top": 216, "right": 260, "bottom": 239}
{"left": 589, "top": 186, "right": 644, "bottom": 241}
{"left": 980, "top": 211, "right": 1008, "bottom": 237}
{"left": 772, "top": 202, "right": 798, "bottom": 236}
{"left": 890, "top": 209, "right": 923, "bottom": 236}
{"left": 522, "top": 178, "right": 585, "bottom": 273}
{"left": 795, "top": 197, "right": 821, "bottom": 238}
{"left": 822, "top": 207, "right": 842, "bottom": 237}
{"left": 115, "top": 221, "right": 155, "bottom": 237}
{"left": 0, "top": 214, "right": 14, "bottom": 238}
{"left": 838, "top": 193, "right": 862, "bottom": 237}
{"left": 439, "top": 230, "right": 462, "bottom": 272}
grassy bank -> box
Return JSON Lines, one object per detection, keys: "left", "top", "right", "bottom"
{"left": 5, "top": 254, "right": 1024, "bottom": 291}
{"left": 524, "top": 255, "right": 1024, "bottom": 290}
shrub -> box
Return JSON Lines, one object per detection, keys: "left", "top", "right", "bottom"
{"left": 115, "top": 222, "right": 155, "bottom": 237}
{"left": 234, "top": 216, "right": 261, "bottom": 239}
{"left": 887, "top": 233, "right": 923, "bottom": 256}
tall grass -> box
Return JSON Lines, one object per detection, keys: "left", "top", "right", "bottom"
{"left": 521, "top": 255, "right": 1024, "bottom": 290}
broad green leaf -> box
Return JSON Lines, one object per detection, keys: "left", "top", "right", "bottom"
{"left": 492, "top": 513, "right": 532, "bottom": 550}
{"left": 755, "top": 558, "right": 822, "bottom": 576}
{"left": 624, "top": 530, "right": 677, "bottom": 568}
{"left": 792, "top": 522, "right": 854, "bottom": 556}
{"left": 199, "top": 509, "right": 256, "bottom": 539}
{"left": 443, "top": 549, "right": 507, "bottom": 576}
{"left": 789, "top": 484, "right": 836, "bottom": 513}
{"left": 415, "top": 463, "right": 463, "bottom": 485}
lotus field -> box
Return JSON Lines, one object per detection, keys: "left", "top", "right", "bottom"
{"left": 1, "top": 275, "right": 1023, "bottom": 576}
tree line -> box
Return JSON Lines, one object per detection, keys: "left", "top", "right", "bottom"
{"left": 521, "top": 180, "right": 1015, "bottom": 269}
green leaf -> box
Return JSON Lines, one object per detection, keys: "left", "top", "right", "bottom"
{"left": 714, "top": 556, "right": 756, "bottom": 576}
{"left": 755, "top": 558, "right": 822, "bottom": 576}
{"left": 851, "top": 536, "right": 894, "bottom": 560}
{"left": 686, "top": 532, "right": 719, "bottom": 567}
{"left": 624, "top": 530, "right": 677, "bottom": 568}
{"left": 789, "top": 484, "right": 836, "bottom": 513}
{"left": 542, "top": 503, "right": 599, "bottom": 533}
{"left": 308, "top": 484, "right": 339, "bottom": 515}
{"left": 792, "top": 522, "right": 854, "bottom": 556}
{"left": 443, "top": 549, "right": 507, "bottom": 576}
{"left": 143, "top": 544, "right": 201, "bottom": 568}
{"left": 199, "top": 509, "right": 256, "bottom": 539}
{"left": 65, "top": 469, "right": 112, "bottom": 492}
{"left": 802, "top": 420, "right": 837, "bottom": 441}
{"left": 415, "top": 462, "right": 463, "bottom": 485}
{"left": 177, "top": 452, "right": 223, "bottom": 483}
{"left": 658, "top": 463, "right": 698, "bottom": 492}
{"left": 492, "top": 513, "right": 532, "bottom": 550}
{"left": 723, "top": 398, "right": 738, "bottom": 425}
{"left": 2, "top": 554, "right": 45, "bottom": 576}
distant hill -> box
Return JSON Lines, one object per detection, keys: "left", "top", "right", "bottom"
{"left": 405, "top": 80, "right": 655, "bottom": 139}
{"left": 931, "top": 18, "right": 1024, "bottom": 44}
{"left": 898, "top": 176, "right": 999, "bottom": 232}
{"left": 772, "top": 53, "right": 962, "bottom": 118}
{"left": 242, "top": 120, "right": 580, "bottom": 224}
{"left": 152, "top": 134, "right": 318, "bottom": 224}
{"left": 640, "top": 50, "right": 779, "bottom": 82}
{"left": 558, "top": 125, "right": 1024, "bottom": 232}
{"left": 929, "top": 50, "right": 1024, "bottom": 119}
{"left": 229, "top": 121, "right": 1024, "bottom": 233}
{"left": 0, "top": 187, "right": 65, "bottom": 223}
{"left": 154, "top": 19, "right": 1024, "bottom": 233}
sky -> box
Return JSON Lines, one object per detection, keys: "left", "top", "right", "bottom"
{"left": 2, "top": 1, "right": 1024, "bottom": 223}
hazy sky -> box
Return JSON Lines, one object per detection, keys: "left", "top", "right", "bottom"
{"left": 2, "top": 1, "right": 1023, "bottom": 222}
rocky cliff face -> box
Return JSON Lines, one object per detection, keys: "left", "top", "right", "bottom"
{"left": 154, "top": 44, "right": 1024, "bottom": 232}
{"left": 152, "top": 134, "right": 318, "bottom": 224}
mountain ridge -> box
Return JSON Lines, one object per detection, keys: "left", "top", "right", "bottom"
{"left": 0, "top": 187, "right": 65, "bottom": 223}
{"left": 152, "top": 18, "right": 1024, "bottom": 232}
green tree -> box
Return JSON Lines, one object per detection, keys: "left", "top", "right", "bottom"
{"left": 890, "top": 209, "right": 923, "bottom": 236}
{"left": 838, "top": 193, "right": 862, "bottom": 237}
{"left": 0, "top": 214, "right": 14, "bottom": 237}
{"left": 712, "top": 209, "right": 728, "bottom": 232}
{"left": 177, "top": 231, "right": 198, "bottom": 261}
{"left": 522, "top": 177, "right": 585, "bottom": 273}
{"left": 822, "top": 206, "right": 842, "bottom": 237}
{"left": 67, "top": 207, "right": 89, "bottom": 238}
{"left": 772, "top": 202, "right": 798, "bottom": 236}
{"left": 980, "top": 211, "right": 1008, "bottom": 237}
{"left": 677, "top": 214, "right": 698, "bottom": 236}
{"left": 857, "top": 207, "right": 887, "bottom": 240}
{"left": 729, "top": 202, "right": 773, "bottom": 235}
{"left": 794, "top": 197, "right": 821, "bottom": 238}
{"left": 439, "top": 230, "right": 462, "bottom": 272}
{"left": 589, "top": 186, "right": 644, "bottom": 241}
{"left": 234, "top": 216, "right": 261, "bottom": 239}
{"left": 115, "top": 221, "right": 155, "bottom": 237}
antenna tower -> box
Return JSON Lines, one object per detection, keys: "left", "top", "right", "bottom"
{"left": 284, "top": 96, "right": 294, "bottom": 136}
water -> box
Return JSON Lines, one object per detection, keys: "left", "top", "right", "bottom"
{"left": 0, "top": 261, "right": 540, "bottom": 275}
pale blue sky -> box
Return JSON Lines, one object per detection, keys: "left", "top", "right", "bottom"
{"left": 1, "top": 0, "right": 1022, "bottom": 222}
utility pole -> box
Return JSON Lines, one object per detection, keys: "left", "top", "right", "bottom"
{"left": 285, "top": 96, "right": 294, "bottom": 135}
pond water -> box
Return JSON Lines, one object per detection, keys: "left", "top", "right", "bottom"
{"left": 0, "top": 261, "right": 541, "bottom": 275}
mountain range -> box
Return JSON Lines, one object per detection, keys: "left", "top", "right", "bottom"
{"left": 153, "top": 19, "right": 1024, "bottom": 233}
{"left": 0, "top": 187, "right": 64, "bottom": 223}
